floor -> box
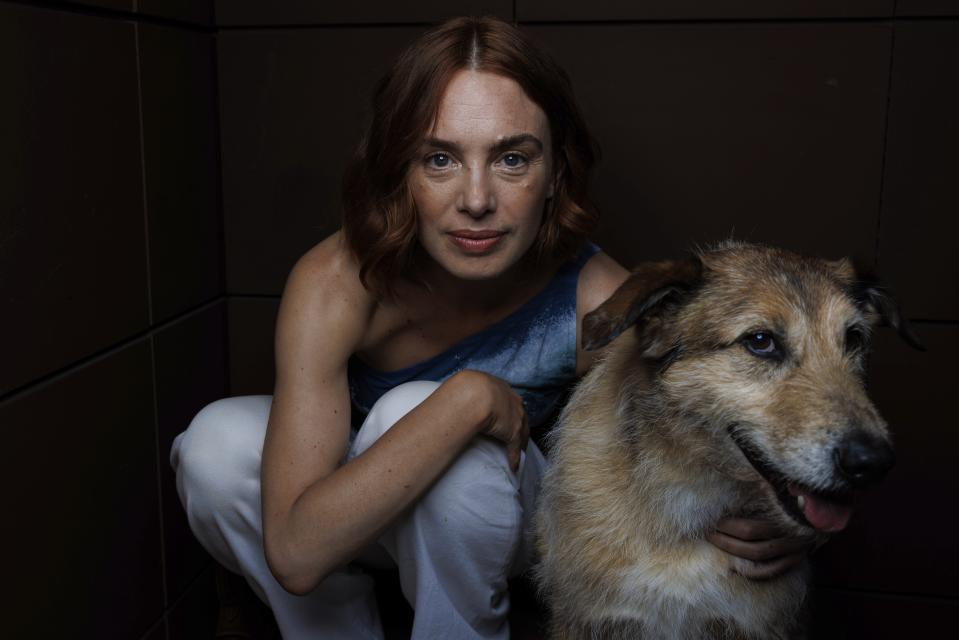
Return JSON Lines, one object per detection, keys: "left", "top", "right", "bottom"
{"left": 217, "top": 566, "right": 548, "bottom": 639}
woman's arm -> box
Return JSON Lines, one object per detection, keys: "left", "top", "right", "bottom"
{"left": 261, "top": 235, "right": 527, "bottom": 595}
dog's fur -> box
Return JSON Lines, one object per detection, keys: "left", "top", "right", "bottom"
{"left": 535, "top": 242, "right": 921, "bottom": 640}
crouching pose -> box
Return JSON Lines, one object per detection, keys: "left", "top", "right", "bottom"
{"left": 171, "top": 16, "right": 807, "bottom": 640}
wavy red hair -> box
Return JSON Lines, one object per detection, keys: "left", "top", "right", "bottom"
{"left": 342, "top": 16, "right": 599, "bottom": 297}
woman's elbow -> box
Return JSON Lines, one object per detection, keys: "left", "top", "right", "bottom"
{"left": 278, "top": 573, "right": 322, "bottom": 597}
{"left": 271, "top": 566, "right": 317, "bottom": 597}
{"left": 264, "top": 532, "right": 332, "bottom": 596}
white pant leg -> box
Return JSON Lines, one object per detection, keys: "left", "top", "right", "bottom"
{"left": 350, "top": 381, "right": 548, "bottom": 640}
{"left": 170, "top": 396, "right": 383, "bottom": 640}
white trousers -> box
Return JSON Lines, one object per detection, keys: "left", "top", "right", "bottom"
{"left": 170, "top": 381, "right": 547, "bottom": 640}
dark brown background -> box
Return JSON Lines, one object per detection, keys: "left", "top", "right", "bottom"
{"left": 2, "top": 1, "right": 955, "bottom": 638}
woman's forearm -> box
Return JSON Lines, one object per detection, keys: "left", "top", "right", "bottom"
{"left": 265, "top": 371, "right": 494, "bottom": 594}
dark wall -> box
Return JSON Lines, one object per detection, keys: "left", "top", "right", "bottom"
{"left": 217, "top": 2, "right": 958, "bottom": 638}
{"left": 1, "top": 1, "right": 224, "bottom": 638}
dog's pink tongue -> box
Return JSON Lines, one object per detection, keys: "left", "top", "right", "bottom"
{"left": 789, "top": 485, "right": 853, "bottom": 532}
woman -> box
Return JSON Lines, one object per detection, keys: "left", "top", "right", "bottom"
{"left": 172, "top": 16, "right": 808, "bottom": 640}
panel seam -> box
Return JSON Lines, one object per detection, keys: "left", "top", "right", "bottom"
{"left": 874, "top": 15, "right": 898, "bottom": 274}
{"left": 148, "top": 332, "right": 170, "bottom": 612}
{"left": 0, "top": 296, "right": 226, "bottom": 405}
{"left": 134, "top": 24, "right": 154, "bottom": 327}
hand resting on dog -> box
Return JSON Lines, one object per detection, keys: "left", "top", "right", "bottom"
{"left": 709, "top": 517, "right": 813, "bottom": 579}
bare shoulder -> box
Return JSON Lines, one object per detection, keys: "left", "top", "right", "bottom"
{"left": 276, "top": 231, "right": 375, "bottom": 358}
{"left": 283, "top": 231, "right": 373, "bottom": 311}
{"left": 575, "top": 249, "right": 630, "bottom": 375}
{"left": 577, "top": 249, "right": 629, "bottom": 318}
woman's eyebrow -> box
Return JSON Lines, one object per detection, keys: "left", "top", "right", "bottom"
{"left": 489, "top": 133, "right": 543, "bottom": 155}
{"left": 422, "top": 136, "right": 462, "bottom": 153}
{"left": 421, "top": 133, "right": 544, "bottom": 155}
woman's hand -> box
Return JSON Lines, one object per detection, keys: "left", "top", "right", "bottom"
{"left": 706, "top": 517, "right": 814, "bottom": 580}
{"left": 461, "top": 370, "right": 529, "bottom": 472}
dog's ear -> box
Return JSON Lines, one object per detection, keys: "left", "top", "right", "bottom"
{"left": 582, "top": 258, "right": 702, "bottom": 351}
{"left": 851, "top": 277, "right": 924, "bottom": 351}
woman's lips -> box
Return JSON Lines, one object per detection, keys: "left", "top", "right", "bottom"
{"left": 447, "top": 230, "right": 506, "bottom": 254}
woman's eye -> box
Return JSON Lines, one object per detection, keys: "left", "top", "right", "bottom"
{"left": 426, "top": 153, "right": 452, "bottom": 169}
{"left": 743, "top": 331, "right": 780, "bottom": 358}
{"left": 500, "top": 153, "right": 527, "bottom": 169}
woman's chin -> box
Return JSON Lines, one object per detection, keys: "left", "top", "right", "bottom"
{"left": 443, "top": 260, "right": 512, "bottom": 282}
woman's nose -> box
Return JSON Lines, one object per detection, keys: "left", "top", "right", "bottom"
{"left": 456, "top": 166, "right": 496, "bottom": 218}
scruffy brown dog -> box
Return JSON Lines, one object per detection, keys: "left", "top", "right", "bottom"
{"left": 535, "top": 242, "right": 921, "bottom": 640}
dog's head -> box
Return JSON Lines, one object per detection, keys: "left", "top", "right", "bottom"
{"left": 583, "top": 242, "right": 922, "bottom": 534}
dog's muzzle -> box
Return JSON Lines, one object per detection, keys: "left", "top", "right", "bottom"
{"left": 727, "top": 425, "right": 894, "bottom": 533}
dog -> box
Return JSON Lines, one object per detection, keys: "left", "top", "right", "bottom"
{"left": 535, "top": 242, "right": 922, "bottom": 640}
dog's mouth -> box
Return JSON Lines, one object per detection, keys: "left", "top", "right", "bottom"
{"left": 727, "top": 425, "right": 857, "bottom": 533}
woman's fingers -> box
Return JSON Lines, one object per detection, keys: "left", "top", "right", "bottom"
{"left": 505, "top": 409, "right": 529, "bottom": 472}
{"left": 728, "top": 553, "right": 806, "bottom": 581}
{"left": 475, "top": 372, "right": 529, "bottom": 471}
{"left": 705, "top": 528, "right": 811, "bottom": 563}
{"left": 707, "top": 515, "right": 816, "bottom": 580}
{"left": 714, "top": 516, "right": 782, "bottom": 541}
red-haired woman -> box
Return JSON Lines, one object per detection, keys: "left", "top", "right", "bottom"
{"left": 172, "top": 16, "right": 807, "bottom": 639}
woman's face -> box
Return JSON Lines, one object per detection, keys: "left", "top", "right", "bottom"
{"left": 409, "top": 70, "right": 554, "bottom": 282}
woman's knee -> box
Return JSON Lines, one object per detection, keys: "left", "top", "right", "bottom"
{"left": 171, "top": 395, "right": 272, "bottom": 516}
{"left": 414, "top": 438, "right": 524, "bottom": 551}
{"left": 350, "top": 381, "right": 441, "bottom": 458}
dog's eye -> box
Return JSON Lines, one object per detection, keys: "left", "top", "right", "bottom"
{"left": 743, "top": 331, "right": 780, "bottom": 358}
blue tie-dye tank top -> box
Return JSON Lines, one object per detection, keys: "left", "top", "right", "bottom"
{"left": 348, "top": 243, "right": 599, "bottom": 431}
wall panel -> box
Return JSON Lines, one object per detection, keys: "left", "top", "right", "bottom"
{"left": 0, "top": 3, "right": 148, "bottom": 395}
{"left": 227, "top": 297, "right": 280, "bottom": 395}
{"left": 153, "top": 302, "right": 228, "bottom": 602}
{"left": 218, "top": 27, "right": 424, "bottom": 294}
{"left": 878, "top": 23, "right": 959, "bottom": 320}
{"left": 518, "top": 0, "right": 894, "bottom": 21}
{"left": 529, "top": 23, "right": 891, "bottom": 268}
{"left": 216, "top": 0, "right": 511, "bottom": 26}
{"left": 809, "top": 588, "right": 959, "bottom": 639}
{"left": 139, "top": 0, "right": 214, "bottom": 25}
{"left": 0, "top": 340, "right": 162, "bottom": 638}
{"left": 61, "top": 0, "right": 132, "bottom": 11}
{"left": 166, "top": 566, "right": 219, "bottom": 640}
{"left": 896, "top": 0, "right": 959, "bottom": 16}
{"left": 139, "top": 23, "right": 223, "bottom": 322}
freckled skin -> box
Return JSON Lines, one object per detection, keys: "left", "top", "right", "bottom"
{"left": 411, "top": 70, "right": 554, "bottom": 283}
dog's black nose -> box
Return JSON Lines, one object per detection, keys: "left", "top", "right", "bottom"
{"left": 835, "top": 430, "right": 895, "bottom": 487}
